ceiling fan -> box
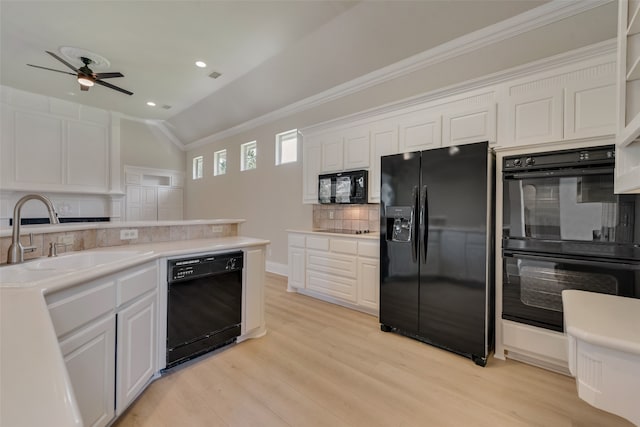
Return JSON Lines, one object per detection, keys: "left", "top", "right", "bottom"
{"left": 27, "top": 51, "right": 133, "bottom": 95}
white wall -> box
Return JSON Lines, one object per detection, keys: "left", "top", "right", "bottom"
{"left": 120, "top": 119, "right": 185, "bottom": 172}
{"left": 184, "top": 4, "right": 617, "bottom": 268}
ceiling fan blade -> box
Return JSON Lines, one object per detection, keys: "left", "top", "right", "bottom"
{"left": 27, "top": 64, "right": 76, "bottom": 76}
{"left": 94, "top": 79, "right": 133, "bottom": 96}
{"left": 46, "top": 50, "right": 78, "bottom": 72}
{"left": 95, "top": 72, "right": 124, "bottom": 79}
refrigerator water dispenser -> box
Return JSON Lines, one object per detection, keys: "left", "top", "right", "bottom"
{"left": 385, "top": 206, "right": 413, "bottom": 242}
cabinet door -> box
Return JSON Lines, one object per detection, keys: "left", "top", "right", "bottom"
{"left": 158, "top": 187, "right": 183, "bottom": 220}
{"left": 66, "top": 121, "right": 108, "bottom": 190}
{"left": 564, "top": 79, "right": 616, "bottom": 140}
{"left": 506, "top": 88, "right": 563, "bottom": 145}
{"left": 14, "top": 111, "right": 63, "bottom": 186}
{"left": 116, "top": 291, "right": 157, "bottom": 414}
{"left": 398, "top": 110, "right": 442, "bottom": 153}
{"left": 288, "top": 246, "right": 306, "bottom": 289}
{"left": 244, "top": 248, "right": 265, "bottom": 334}
{"left": 442, "top": 104, "right": 496, "bottom": 147}
{"left": 303, "top": 137, "right": 322, "bottom": 203}
{"left": 321, "top": 133, "right": 344, "bottom": 172}
{"left": 369, "top": 121, "right": 399, "bottom": 203}
{"left": 60, "top": 315, "right": 115, "bottom": 427}
{"left": 141, "top": 186, "right": 158, "bottom": 221}
{"left": 357, "top": 257, "right": 379, "bottom": 312}
{"left": 343, "top": 126, "right": 370, "bottom": 170}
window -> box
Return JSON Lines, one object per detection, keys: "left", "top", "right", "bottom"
{"left": 214, "top": 149, "right": 227, "bottom": 176}
{"left": 275, "top": 129, "right": 298, "bottom": 165}
{"left": 192, "top": 156, "right": 203, "bottom": 180}
{"left": 241, "top": 141, "right": 257, "bottom": 171}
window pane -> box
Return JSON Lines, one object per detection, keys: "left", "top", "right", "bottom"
{"left": 280, "top": 137, "right": 297, "bottom": 163}
{"left": 214, "top": 150, "right": 226, "bottom": 176}
{"left": 241, "top": 141, "right": 257, "bottom": 171}
{"left": 192, "top": 156, "right": 203, "bottom": 180}
{"left": 276, "top": 129, "right": 298, "bottom": 165}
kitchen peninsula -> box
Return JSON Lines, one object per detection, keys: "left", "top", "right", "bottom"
{"left": 0, "top": 219, "right": 269, "bottom": 427}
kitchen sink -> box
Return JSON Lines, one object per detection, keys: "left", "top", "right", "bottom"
{"left": 0, "top": 250, "right": 148, "bottom": 285}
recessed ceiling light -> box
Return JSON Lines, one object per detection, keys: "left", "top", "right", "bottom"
{"left": 146, "top": 101, "right": 156, "bottom": 107}
{"left": 195, "top": 61, "right": 207, "bottom": 68}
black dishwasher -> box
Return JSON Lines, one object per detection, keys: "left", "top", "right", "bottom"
{"left": 166, "top": 251, "right": 243, "bottom": 369}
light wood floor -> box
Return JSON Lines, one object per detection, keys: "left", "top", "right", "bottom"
{"left": 115, "top": 274, "right": 632, "bottom": 427}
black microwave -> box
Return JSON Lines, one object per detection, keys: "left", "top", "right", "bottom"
{"left": 318, "top": 170, "right": 368, "bottom": 204}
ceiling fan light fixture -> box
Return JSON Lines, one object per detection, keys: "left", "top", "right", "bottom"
{"left": 77, "top": 76, "right": 94, "bottom": 87}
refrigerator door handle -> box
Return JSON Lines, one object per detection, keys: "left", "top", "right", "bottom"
{"left": 420, "top": 185, "right": 428, "bottom": 264}
{"left": 411, "top": 185, "right": 419, "bottom": 263}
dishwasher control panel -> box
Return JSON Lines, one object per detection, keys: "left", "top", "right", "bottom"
{"left": 168, "top": 251, "right": 244, "bottom": 282}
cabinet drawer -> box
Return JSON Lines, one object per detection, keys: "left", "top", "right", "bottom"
{"left": 306, "top": 236, "right": 329, "bottom": 251}
{"left": 288, "top": 234, "right": 306, "bottom": 248}
{"left": 358, "top": 241, "right": 379, "bottom": 258}
{"left": 47, "top": 279, "right": 116, "bottom": 338}
{"left": 117, "top": 262, "right": 158, "bottom": 306}
{"left": 330, "top": 239, "right": 357, "bottom": 255}
{"left": 307, "top": 270, "right": 357, "bottom": 303}
{"left": 306, "top": 250, "right": 357, "bottom": 278}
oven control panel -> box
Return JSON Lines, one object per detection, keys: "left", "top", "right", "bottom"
{"left": 504, "top": 145, "right": 615, "bottom": 171}
{"left": 168, "top": 251, "right": 244, "bottom": 282}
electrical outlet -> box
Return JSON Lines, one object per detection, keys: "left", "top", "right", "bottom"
{"left": 211, "top": 225, "right": 223, "bottom": 233}
{"left": 120, "top": 229, "right": 139, "bottom": 240}
{"left": 57, "top": 235, "right": 74, "bottom": 245}
{"left": 329, "top": 211, "right": 334, "bottom": 220}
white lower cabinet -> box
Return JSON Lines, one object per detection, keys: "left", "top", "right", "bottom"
{"left": 357, "top": 257, "right": 379, "bottom": 311}
{"left": 116, "top": 291, "right": 157, "bottom": 414}
{"left": 243, "top": 247, "right": 266, "bottom": 335}
{"left": 287, "top": 232, "right": 379, "bottom": 315}
{"left": 46, "top": 261, "right": 159, "bottom": 427}
{"left": 59, "top": 315, "right": 115, "bottom": 427}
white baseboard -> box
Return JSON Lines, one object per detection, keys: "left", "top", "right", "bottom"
{"left": 266, "top": 261, "right": 287, "bottom": 276}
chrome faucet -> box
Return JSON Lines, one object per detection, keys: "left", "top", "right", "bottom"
{"left": 7, "top": 194, "right": 59, "bottom": 264}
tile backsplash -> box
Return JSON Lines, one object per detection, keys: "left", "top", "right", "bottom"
{"left": 0, "top": 223, "right": 237, "bottom": 264}
{"left": 313, "top": 204, "right": 379, "bottom": 232}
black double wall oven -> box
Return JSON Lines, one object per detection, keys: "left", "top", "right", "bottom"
{"left": 502, "top": 145, "right": 640, "bottom": 332}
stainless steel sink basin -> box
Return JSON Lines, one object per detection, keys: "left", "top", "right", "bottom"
{"left": 0, "top": 250, "right": 147, "bottom": 285}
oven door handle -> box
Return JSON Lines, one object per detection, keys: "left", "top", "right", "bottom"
{"left": 503, "top": 166, "right": 614, "bottom": 180}
{"left": 503, "top": 250, "right": 639, "bottom": 270}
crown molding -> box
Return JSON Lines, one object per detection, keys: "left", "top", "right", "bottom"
{"left": 182, "top": 0, "right": 614, "bottom": 149}
{"left": 301, "top": 39, "right": 616, "bottom": 136}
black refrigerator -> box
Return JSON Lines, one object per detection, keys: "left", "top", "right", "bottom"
{"left": 379, "top": 141, "right": 494, "bottom": 366}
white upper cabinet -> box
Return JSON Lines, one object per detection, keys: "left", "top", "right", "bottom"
{"left": 398, "top": 110, "right": 442, "bottom": 153}
{"left": 369, "top": 120, "right": 399, "bottom": 203}
{"left": 343, "top": 125, "right": 370, "bottom": 170}
{"left": 0, "top": 88, "right": 112, "bottom": 193}
{"left": 320, "top": 132, "right": 344, "bottom": 172}
{"left": 502, "top": 59, "right": 616, "bottom": 148}
{"left": 442, "top": 104, "right": 496, "bottom": 147}
{"left": 13, "top": 111, "right": 64, "bottom": 186}
{"left": 67, "top": 121, "right": 109, "bottom": 190}
{"left": 302, "top": 135, "right": 322, "bottom": 204}
{"left": 564, "top": 78, "right": 617, "bottom": 140}
{"left": 505, "top": 87, "right": 564, "bottom": 146}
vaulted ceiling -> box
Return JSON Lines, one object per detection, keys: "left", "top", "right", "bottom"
{"left": 1, "top": 1, "right": 616, "bottom": 147}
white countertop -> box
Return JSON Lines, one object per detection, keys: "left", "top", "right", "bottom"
{"left": 0, "top": 218, "right": 246, "bottom": 237}
{"left": 0, "top": 236, "right": 269, "bottom": 427}
{"left": 287, "top": 228, "right": 379, "bottom": 240}
{"left": 562, "top": 290, "right": 640, "bottom": 356}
